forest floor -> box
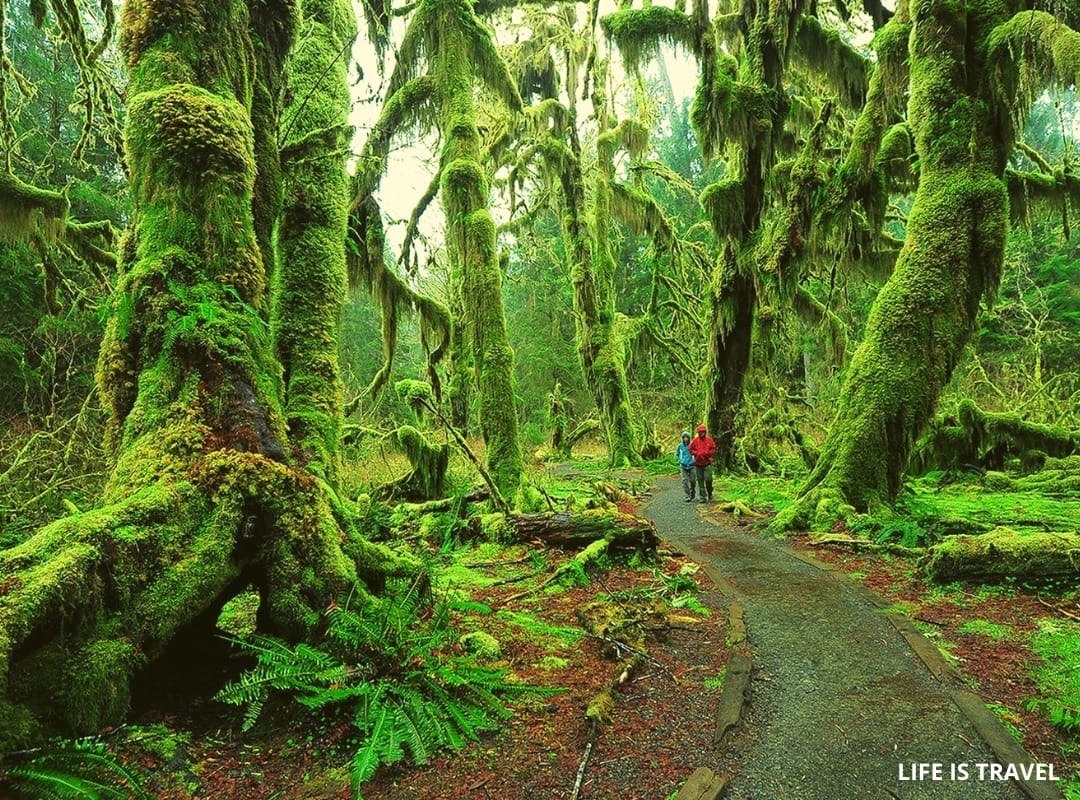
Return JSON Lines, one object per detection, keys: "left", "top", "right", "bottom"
{"left": 17, "top": 463, "right": 1076, "bottom": 800}
{"left": 102, "top": 465, "right": 734, "bottom": 800}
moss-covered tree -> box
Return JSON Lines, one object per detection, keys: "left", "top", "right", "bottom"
{"left": 0, "top": 0, "right": 415, "bottom": 748}
{"left": 602, "top": 0, "right": 875, "bottom": 470}
{"left": 501, "top": 7, "right": 708, "bottom": 467}
{"left": 350, "top": 0, "right": 524, "bottom": 497}
{"left": 778, "top": 4, "right": 1080, "bottom": 525}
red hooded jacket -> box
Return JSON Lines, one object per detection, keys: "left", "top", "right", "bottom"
{"left": 688, "top": 433, "right": 716, "bottom": 467}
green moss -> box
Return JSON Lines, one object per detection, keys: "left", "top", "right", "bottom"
{"left": 957, "top": 619, "right": 1012, "bottom": 639}
{"left": 791, "top": 14, "right": 869, "bottom": 109}
{"left": 425, "top": 2, "right": 523, "bottom": 498}
{"left": 921, "top": 526, "right": 1080, "bottom": 585}
{"left": 271, "top": 0, "right": 354, "bottom": 490}
{"left": 1028, "top": 618, "right": 1080, "bottom": 735}
{"left": 700, "top": 179, "right": 745, "bottom": 239}
{"left": 63, "top": 640, "right": 137, "bottom": 732}
{"left": 459, "top": 630, "right": 501, "bottom": 660}
{"left": 600, "top": 7, "right": 697, "bottom": 70}
{"left": 477, "top": 512, "right": 513, "bottom": 542}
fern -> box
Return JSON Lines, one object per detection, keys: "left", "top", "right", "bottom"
{"left": 1025, "top": 698, "right": 1080, "bottom": 734}
{"left": 217, "top": 581, "right": 561, "bottom": 798}
{"left": 2, "top": 739, "right": 149, "bottom": 800}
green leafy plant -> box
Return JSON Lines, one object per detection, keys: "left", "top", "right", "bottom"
{"left": 1025, "top": 620, "right": 1080, "bottom": 735}
{"left": 216, "top": 580, "right": 558, "bottom": 796}
{"left": 1, "top": 738, "right": 149, "bottom": 800}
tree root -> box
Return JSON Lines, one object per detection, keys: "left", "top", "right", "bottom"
{"left": 0, "top": 453, "right": 422, "bottom": 748}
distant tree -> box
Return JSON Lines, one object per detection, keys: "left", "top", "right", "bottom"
{"left": 349, "top": 0, "right": 524, "bottom": 496}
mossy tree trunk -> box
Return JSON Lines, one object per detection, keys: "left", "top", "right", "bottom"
{"left": 780, "top": 3, "right": 1080, "bottom": 522}
{"left": 603, "top": 1, "right": 868, "bottom": 472}
{"left": 537, "top": 84, "right": 646, "bottom": 468}
{"left": 428, "top": 1, "right": 524, "bottom": 498}
{"left": 585, "top": 103, "right": 647, "bottom": 468}
{"left": 272, "top": 0, "right": 354, "bottom": 491}
{"left": 0, "top": 0, "right": 412, "bottom": 748}
{"left": 566, "top": 131, "right": 643, "bottom": 467}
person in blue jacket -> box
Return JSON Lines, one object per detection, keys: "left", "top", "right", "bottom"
{"left": 676, "top": 431, "right": 695, "bottom": 501}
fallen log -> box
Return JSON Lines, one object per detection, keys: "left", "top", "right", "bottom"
{"left": 503, "top": 510, "right": 659, "bottom": 551}
{"left": 920, "top": 527, "right": 1080, "bottom": 585}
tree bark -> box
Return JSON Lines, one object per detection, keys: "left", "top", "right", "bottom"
{"left": 0, "top": 0, "right": 414, "bottom": 749}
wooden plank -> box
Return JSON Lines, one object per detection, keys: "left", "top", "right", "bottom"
{"left": 675, "top": 766, "right": 729, "bottom": 800}
{"left": 713, "top": 653, "right": 752, "bottom": 746}
{"left": 950, "top": 690, "right": 1066, "bottom": 800}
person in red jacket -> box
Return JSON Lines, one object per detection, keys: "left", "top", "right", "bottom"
{"left": 688, "top": 424, "right": 716, "bottom": 503}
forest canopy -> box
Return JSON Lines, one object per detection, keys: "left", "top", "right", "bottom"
{"left": 0, "top": 0, "right": 1078, "bottom": 794}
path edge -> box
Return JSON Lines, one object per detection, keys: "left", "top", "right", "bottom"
{"left": 781, "top": 543, "right": 1066, "bottom": 800}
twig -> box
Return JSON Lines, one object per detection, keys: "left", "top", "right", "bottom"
{"left": 569, "top": 723, "right": 597, "bottom": 800}
{"left": 490, "top": 570, "right": 543, "bottom": 587}
{"left": 1037, "top": 595, "right": 1080, "bottom": 622}
{"left": 464, "top": 554, "right": 530, "bottom": 568}
{"left": 581, "top": 631, "right": 676, "bottom": 682}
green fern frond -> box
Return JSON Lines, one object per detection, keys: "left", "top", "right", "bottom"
{"left": 350, "top": 705, "right": 391, "bottom": 792}
{"left": 3, "top": 740, "right": 149, "bottom": 800}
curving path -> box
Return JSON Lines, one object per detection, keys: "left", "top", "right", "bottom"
{"left": 643, "top": 475, "right": 1055, "bottom": 800}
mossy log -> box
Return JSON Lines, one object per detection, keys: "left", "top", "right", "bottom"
{"left": 920, "top": 527, "right": 1080, "bottom": 585}
{"left": 503, "top": 510, "right": 659, "bottom": 552}
{"left": 912, "top": 401, "right": 1080, "bottom": 474}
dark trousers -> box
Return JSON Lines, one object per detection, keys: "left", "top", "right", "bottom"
{"left": 681, "top": 466, "right": 695, "bottom": 498}
{"left": 694, "top": 465, "right": 713, "bottom": 500}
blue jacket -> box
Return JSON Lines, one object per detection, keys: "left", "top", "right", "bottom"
{"left": 676, "top": 441, "right": 694, "bottom": 468}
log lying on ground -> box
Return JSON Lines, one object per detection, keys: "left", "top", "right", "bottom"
{"left": 920, "top": 527, "right": 1080, "bottom": 584}
{"left": 912, "top": 400, "right": 1080, "bottom": 474}
{"left": 496, "top": 509, "right": 660, "bottom": 551}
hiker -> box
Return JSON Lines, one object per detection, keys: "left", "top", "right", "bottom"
{"left": 676, "top": 431, "right": 695, "bottom": 501}
{"left": 689, "top": 423, "right": 716, "bottom": 503}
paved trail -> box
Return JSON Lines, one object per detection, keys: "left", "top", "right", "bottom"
{"left": 643, "top": 476, "right": 1035, "bottom": 800}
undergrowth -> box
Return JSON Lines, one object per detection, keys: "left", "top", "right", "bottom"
{"left": 0, "top": 738, "right": 149, "bottom": 799}
{"left": 216, "top": 579, "right": 559, "bottom": 797}
{"left": 1026, "top": 619, "right": 1080, "bottom": 736}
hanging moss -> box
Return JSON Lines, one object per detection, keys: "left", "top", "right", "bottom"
{"left": 700, "top": 179, "right": 746, "bottom": 239}
{"left": 0, "top": 171, "right": 70, "bottom": 243}
{"left": 600, "top": 7, "right": 698, "bottom": 70}
{"left": 385, "top": 425, "right": 449, "bottom": 501}
{"left": 791, "top": 14, "right": 870, "bottom": 108}
{"left": 986, "top": 10, "right": 1080, "bottom": 154}
{"left": 912, "top": 401, "right": 1080, "bottom": 474}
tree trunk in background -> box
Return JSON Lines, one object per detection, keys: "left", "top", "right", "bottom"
{"left": 435, "top": 2, "right": 524, "bottom": 498}
{"left": 705, "top": 251, "right": 754, "bottom": 471}
{"left": 447, "top": 269, "right": 471, "bottom": 433}
{"left": 0, "top": 0, "right": 411, "bottom": 748}
{"left": 780, "top": 0, "right": 1028, "bottom": 523}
